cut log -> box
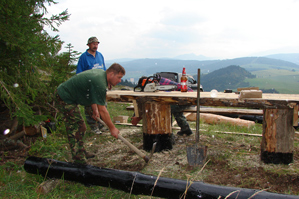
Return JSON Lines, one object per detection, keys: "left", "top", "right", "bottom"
{"left": 24, "top": 125, "right": 40, "bottom": 136}
{"left": 186, "top": 113, "right": 255, "bottom": 128}
{"left": 261, "top": 108, "right": 294, "bottom": 164}
{"left": 24, "top": 156, "right": 299, "bottom": 199}
{"left": 10, "top": 117, "right": 19, "bottom": 135}
{"left": 9, "top": 130, "right": 25, "bottom": 140}
{"left": 0, "top": 137, "right": 28, "bottom": 150}
{"left": 239, "top": 90, "right": 262, "bottom": 101}
{"left": 237, "top": 87, "right": 259, "bottom": 92}
{"left": 36, "top": 179, "right": 60, "bottom": 194}
{"left": 143, "top": 102, "right": 173, "bottom": 152}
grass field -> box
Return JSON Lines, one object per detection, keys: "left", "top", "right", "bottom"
{"left": 245, "top": 69, "right": 299, "bottom": 94}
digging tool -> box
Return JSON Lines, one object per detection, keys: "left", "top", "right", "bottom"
{"left": 96, "top": 117, "right": 150, "bottom": 163}
{"left": 186, "top": 68, "right": 207, "bottom": 166}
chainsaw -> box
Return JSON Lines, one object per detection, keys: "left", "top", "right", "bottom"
{"left": 134, "top": 75, "right": 177, "bottom": 92}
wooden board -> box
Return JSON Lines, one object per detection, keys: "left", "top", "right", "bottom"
{"left": 107, "top": 91, "right": 299, "bottom": 109}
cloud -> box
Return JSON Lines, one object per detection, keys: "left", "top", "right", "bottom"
{"left": 44, "top": 0, "right": 299, "bottom": 60}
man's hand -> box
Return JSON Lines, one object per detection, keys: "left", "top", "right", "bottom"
{"left": 110, "top": 126, "right": 119, "bottom": 138}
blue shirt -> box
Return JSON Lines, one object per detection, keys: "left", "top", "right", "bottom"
{"left": 76, "top": 49, "right": 106, "bottom": 74}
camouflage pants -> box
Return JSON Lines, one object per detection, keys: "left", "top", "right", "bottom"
{"left": 171, "top": 105, "right": 191, "bottom": 131}
{"left": 55, "top": 93, "right": 87, "bottom": 163}
{"left": 85, "top": 105, "right": 98, "bottom": 130}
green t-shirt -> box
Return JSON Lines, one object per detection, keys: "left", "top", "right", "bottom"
{"left": 57, "top": 69, "right": 107, "bottom": 106}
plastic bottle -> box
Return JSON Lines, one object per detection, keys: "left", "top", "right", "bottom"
{"left": 181, "top": 67, "right": 188, "bottom": 92}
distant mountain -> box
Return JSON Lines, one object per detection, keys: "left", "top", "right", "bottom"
{"left": 264, "top": 53, "right": 299, "bottom": 65}
{"left": 106, "top": 56, "right": 299, "bottom": 81}
{"left": 201, "top": 65, "right": 255, "bottom": 92}
{"left": 173, "top": 53, "right": 213, "bottom": 60}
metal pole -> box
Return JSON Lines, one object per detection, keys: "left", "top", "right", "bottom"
{"left": 196, "top": 68, "right": 200, "bottom": 142}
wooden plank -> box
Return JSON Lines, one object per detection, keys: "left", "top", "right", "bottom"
{"left": 293, "top": 105, "right": 298, "bottom": 126}
{"left": 185, "top": 107, "right": 263, "bottom": 115}
{"left": 128, "top": 105, "right": 264, "bottom": 116}
{"left": 132, "top": 100, "right": 139, "bottom": 117}
{"left": 107, "top": 91, "right": 299, "bottom": 109}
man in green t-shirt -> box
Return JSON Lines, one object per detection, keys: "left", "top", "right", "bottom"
{"left": 55, "top": 63, "right": 125, "bottom": 164}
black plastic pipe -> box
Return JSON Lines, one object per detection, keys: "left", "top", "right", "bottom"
{"left": 24, "top": 156, "right": 299, "bottom": 199}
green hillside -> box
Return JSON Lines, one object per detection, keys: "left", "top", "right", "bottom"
{"left": 106, "top": 56, "right": 299, "bottom": 94}
{"left": 201, "top": 66, "right": 299, "bottom": 94}
{"left": 246, "top": 69, "right": 299, "bottom": 94}
{"left": 201, "top": 65, "right": 255, "bottom": 92}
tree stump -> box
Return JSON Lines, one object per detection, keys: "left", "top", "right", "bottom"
{"left": 261, "top": 108, "right": 294, "bottom": 164}
{"left": 142, "top": 102, "right": 173, "bottom": 152}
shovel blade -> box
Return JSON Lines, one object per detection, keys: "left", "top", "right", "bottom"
{"left": 186, "top": 144, "right": 207, "bottom": 166}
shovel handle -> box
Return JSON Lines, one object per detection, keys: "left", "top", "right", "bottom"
{"left": 96, "top": 117, "right": 149, "bottom": 163}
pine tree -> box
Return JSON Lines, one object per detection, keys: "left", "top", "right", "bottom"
{"left": 0, "top": 0, "right": 70, "bottom": 126}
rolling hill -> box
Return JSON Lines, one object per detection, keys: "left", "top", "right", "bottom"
{"left": 106, "top": 54, "right": 299, "bottom": 94}
{"left": 201, "top": 65, "right": 255, "bottom": 92}
{"left": 107, "top": 56, "right": 299, "bottom": 77}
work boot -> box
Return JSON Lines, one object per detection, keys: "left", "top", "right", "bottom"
{"left": 85, "top": 151, "right": 96, "bottom": 159}
{"left": 91, "top": 126, "right": 102, "bottom": 134}
{"left": 177, "top": 129, "right": 193, "bottom": 136}
{"left": 99, "top": 123, "right": 109, "bottom": 132}
{"left": 73, "top": 155, "right": 87, "bottom": 164}
{"left": 73, "top": 159, "right": 87, "bottom": 164}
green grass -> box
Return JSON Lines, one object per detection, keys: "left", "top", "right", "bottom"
{"left": 245, "top": 69, "right": 299, "bottom": 94}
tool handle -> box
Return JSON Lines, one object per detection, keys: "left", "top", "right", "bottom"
{"left": 96, "top": 117, "right": 149, "bottom": 163}
{"left": 118, "top": 134, "right": 149, "bottom": 163}
{"left": 196, "top": 68, "right": 201, "bottom": 143}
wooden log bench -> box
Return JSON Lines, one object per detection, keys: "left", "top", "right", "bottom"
{"left": 108, "top": 91, "right": 299, "bottom": 164}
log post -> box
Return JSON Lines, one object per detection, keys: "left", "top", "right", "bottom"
{"left": 142, "top": 102, "right": 173, "bottom": 152}
{"left": 261, "top": 108, "right": 294, "bottom": 164}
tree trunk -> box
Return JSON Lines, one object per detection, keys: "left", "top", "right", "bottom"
{"left": 261, "top": 108, "right": 295, "bottom": 164}
{"left": 143, "top": 102, "right": 173, "bottom": 152}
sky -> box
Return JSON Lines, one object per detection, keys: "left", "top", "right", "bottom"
{"left": 45, "top": 0, "right": 299, "bottom": 61}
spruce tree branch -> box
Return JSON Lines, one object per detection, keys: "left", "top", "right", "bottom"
{"left": 0, "top": 81, "right": 19, "bottom": 109}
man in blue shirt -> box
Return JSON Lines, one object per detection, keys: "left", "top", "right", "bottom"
{"left": 76, "top": 37, "right": 106, "bottom": 73}
{"left": 76, "top": 37, "right": 107, "bottom": 134}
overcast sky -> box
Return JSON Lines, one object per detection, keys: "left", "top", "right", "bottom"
{"left": 45, "top": 0, "right": 299, "bottom": 60}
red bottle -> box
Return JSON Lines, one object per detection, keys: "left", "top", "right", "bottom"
{"left": 181, "top": 67, "right": 188, "bottom": 92}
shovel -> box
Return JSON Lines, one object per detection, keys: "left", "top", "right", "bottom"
{"left": 186, "top": 68, "right": 207, "bottom": 166}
